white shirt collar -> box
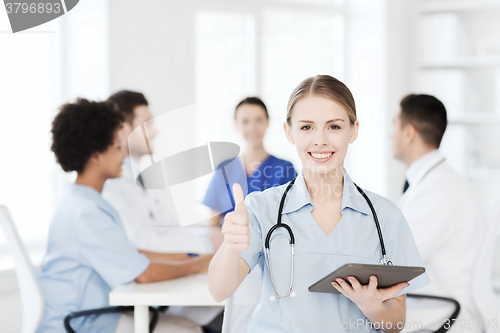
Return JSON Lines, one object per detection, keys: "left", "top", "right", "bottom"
{"left": 281, "top": 168, "right": 372, "bottom": 216}
{"left": 406, "top": 149, "right": 444, "bottom": 186}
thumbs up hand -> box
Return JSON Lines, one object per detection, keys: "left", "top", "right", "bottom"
{"left": 221, "top": 183, "right": 250, "bottom": 252}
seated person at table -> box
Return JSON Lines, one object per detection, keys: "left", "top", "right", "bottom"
{"left": 37, "top": 98, "right": 211, "bottom": 333}
{"left": 103, "top": 90, "right": 223, "bottom": 331}
{"left": 103, "top": 90, "right": 216, "bottom": 254}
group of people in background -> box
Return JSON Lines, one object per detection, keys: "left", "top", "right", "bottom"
{"left": 35, "top": 74, "right": 488, "bottom": 332}
{"left": 36, "top": 88, "right": 298, "bottom": 332}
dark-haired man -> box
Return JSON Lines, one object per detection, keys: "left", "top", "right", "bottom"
{"left": 391, "top": 94, "right": 486, "bottom": 332}
{"left": 103, "top": 90, "right": 215, "bottom": 254}
{"left": 102, "top": 90, "right": 223, "bottom": 331}
{"left": 37, "top": 98, "right": 209, "bottom": 333}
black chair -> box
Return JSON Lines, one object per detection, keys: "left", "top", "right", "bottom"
{"left": 407, "top": 293, "right": 461, "bottom": 333}
{"left": 64, "top": 306, "right": 159, "bottom": 333}
{"left": 157, "top": 306, "right": 169, "bottom": 313}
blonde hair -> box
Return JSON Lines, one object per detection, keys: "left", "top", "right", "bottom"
{"left": 286, "top": 75, "right": 356, "bottom": 126}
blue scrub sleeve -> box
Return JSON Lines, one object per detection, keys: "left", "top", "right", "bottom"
{"left": 239, "top": 192, "right": 264, "bottom": 273}
{"left": 78, "top": 207, "right": 150, "bottom": 289}
{"left": 386, "top": 210, "right": 431, "bottom": 298}
{"left": 202, "top": 167, "right": 237, "bottom": 215}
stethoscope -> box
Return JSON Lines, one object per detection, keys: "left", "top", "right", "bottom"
{"left": 265, "top": 176, "right": 392, "bottom": 301}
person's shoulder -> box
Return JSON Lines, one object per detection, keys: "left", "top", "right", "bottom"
{"left": 62, "top": 184, "right": 99, "bottom": 210}
{"left": 215, "top": 157, "right": 242, "bottom": 170}
{"left": 76, "top": 202, "right": 122, "bottom": 233}
{"left": 51, "top": 185, "right": 103, "bottom": 226}
{"left": 245, "top": 181, "right": 290, "bottom": 202}
{"left": 363, "top": 189, "right": 399, "bottom": 210}
{"left": 269, "top": 154, "right": 294, "bottom": 167}
{"left": 244, "top": 180, "right": 292, "bottom": 210}
{"left": 268, "top": 155, "right": 297, "bottom": 180}
{"left": 67, "top": 185, "right": 120, "bottom": 223}
{"left": 362, "top": 189, "right": 406, "bottom": 224}
{"left": 421, "top": 161, "right": 477, "bottom": 200}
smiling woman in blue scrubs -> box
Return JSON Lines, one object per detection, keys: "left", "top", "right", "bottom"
{"left": 203, "top": 97, "right": 296, "bottom": 225}
{"left": 208, "top": 75, "right": 430, "bottom": 333}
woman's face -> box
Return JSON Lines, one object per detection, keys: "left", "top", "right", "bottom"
{"left": 284, "top": 95, "right": 358, "bottom": 176}
{"left": 98, "top": 132, "right": 126, "bottom": 179}
{"left": 117, "top": 121, "right": 132, "bottom": 155}
{"left": 235, "top": 104, "right": 269, "bottom": 145}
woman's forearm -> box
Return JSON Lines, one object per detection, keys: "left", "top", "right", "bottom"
{"left": 135, "top": 254, "right": 213, "bottom": 283}
{"left": 208, "top": 241, "right": 246, "bottom": 302}
{"left": 209, "top": 184, "right": 251, "bottom": 302}
{"left": 138, "top": 250, "right": 191, "bottom": 261}
{"left": 362, "top": 298, "right": 406, "bottom": 333}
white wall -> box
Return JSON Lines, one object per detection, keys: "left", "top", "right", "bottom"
{"left": 343, "top": 0, "right": 414, "bottom": 203}
{"left": 0, "top": 1, "right": 112, "bottom": 330}
{"left": 109, "top": 0, "right": 196, "bottom": 115}
{"left": 385, "top": 0, "right": 414, "bottom": 202}
{"left": 343, "top": 0, "right": 389, "bottom": 196}
{"left": 108, "top": 0, "right": 398, "bottom": 198}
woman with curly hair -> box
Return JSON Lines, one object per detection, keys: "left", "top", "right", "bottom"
{"left": 37, "top": 98, "right": 210, "bottom": 333}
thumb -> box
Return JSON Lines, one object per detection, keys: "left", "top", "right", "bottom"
{"left": 232, "top": 183, "right": 247, "bottom": 216}
{"left": 382, "top": 282, "right": 409, "bottom": 300}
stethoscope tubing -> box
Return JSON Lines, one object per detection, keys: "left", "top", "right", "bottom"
{"left": 265, "top": 175, "right": 392, "bottom": 300}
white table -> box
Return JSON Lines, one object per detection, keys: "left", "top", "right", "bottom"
{"left": 109, "top": 273, "right": 225, "bottom": 333}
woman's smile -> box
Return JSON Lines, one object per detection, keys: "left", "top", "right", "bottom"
{"left": 308, "top": 151, "right": 335, "bottom": 163}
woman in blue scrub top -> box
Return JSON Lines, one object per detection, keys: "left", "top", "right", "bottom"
{"left": 37, "top": 99, "right": 208, "bottom": 333}
{"left": 208, "top": 76, "right": 430, "bottom": 333}
{"left": 203, "top": 97, "right": 297, "bottom": 225}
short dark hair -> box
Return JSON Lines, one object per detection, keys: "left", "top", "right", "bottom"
{"left": 400, "top": 94, "right": 447, "bottom": 148}
{"left": 235, "top": 97, "right": 269, "bottom": 120}
{"left": 108, "top": 90, "right": 149, "bottom": 125}
{"left": 51, "top": 98, "right": 124, "bottom": 173}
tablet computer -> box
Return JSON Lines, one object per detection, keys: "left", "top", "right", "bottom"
{"left": 308, "top": 263, "right": 425, "bottom": 294}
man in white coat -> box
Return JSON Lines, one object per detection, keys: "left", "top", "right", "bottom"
{"left": 391, "top": 94, "right": 488, "bottom": 333}
{"left": 102, "top": 90, "right": 223, "bottom": 332}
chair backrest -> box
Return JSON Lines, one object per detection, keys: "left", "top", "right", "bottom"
{"left": 472, "top": 202, "right": 500, "bottom": 333}
{"left": 0, "top": 206, "right": 44, "bottom": 333}
{"left": 221, "top": 265, "right": 262, "bottom": 333}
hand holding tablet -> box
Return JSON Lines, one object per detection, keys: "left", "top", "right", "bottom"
{"left": 309, "top": 263, "right": 425, "bottom": 294}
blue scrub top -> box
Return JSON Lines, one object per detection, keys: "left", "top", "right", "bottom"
{"left": 36, "top": 183, "right": 150, "bottom": 333}
{"left": 202, "top": 154, "right": 296, "bottom": 216}
{"left": 240, "top": 169, "right": 430, "bottom": 333}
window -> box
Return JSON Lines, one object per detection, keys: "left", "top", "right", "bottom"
{"left": 194, "top": 1, "right": 344, "bottom": 170}
{"left": 0, "top": 0, "right": 109, "bottom": 269}
{"left": 0, "top": 16, "right": 59, "bottom": 264}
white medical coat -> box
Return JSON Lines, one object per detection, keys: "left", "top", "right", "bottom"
{"left": 398, "top": 150, "right": 488, "bottom": 332}
{"left": 102, "top": 157, "right": 213, "bottom": 254}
